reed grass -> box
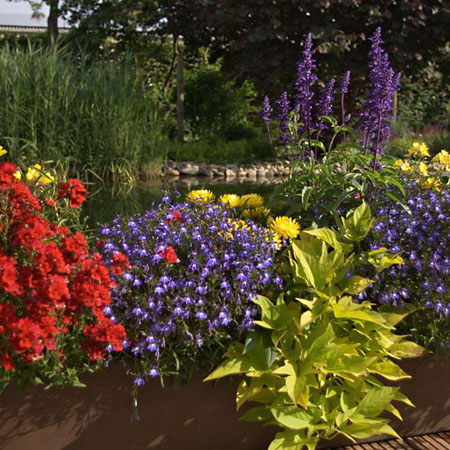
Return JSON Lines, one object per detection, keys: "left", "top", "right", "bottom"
{"left": 0, "top": 43, "right": 168, "bottom": 180}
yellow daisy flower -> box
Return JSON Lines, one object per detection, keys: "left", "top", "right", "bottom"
{"left": 0, "top": 146, "right": 7, "bottom": 157}
{"left": 13, "top": 170, "right": 22, "bottom": 180}
{"left": 270, "top": 216, "right": 300, "bottom": 239}
{"left": 242, "top": 206, "right": 271, "bottom": 220}
{"left": 186, "top": 189, "right": 215, "bottom": 204}
{"left": 240, "top": 193, "right": 264, "bottom": 209}
{"left": 219, "top": 194, "right": 241, "bottom": 207}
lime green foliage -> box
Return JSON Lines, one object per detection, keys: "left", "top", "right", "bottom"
{"left": 205, "top": 203, "right": 423, "bottom": 450}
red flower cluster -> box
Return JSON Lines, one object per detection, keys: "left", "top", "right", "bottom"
{"left": 166, "top": 210, "right": 182, "bottom": 223}
{"left": 159, "top": 246, "right": 180, "bottom": 264}
{"left": 0, "top": 162, "right": 127, "bottom": 376}
{"left": 57, "top": 179, "right": 88, "bottom": 209}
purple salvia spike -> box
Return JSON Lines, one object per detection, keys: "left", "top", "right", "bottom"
{"left": 261, "top": 95, "right": 272, "bottom": 124}
{"left": 340, "top": 71, "right": 351, "bottom": 95}
{"left": 276, "top": 91, "right": 292, "bottom": 143}
{"left": 315, "top": 78, "right": 335, "bottom": 131}
{"left": 358, "top": 27, "right": 400, "bottom": 157}
{"left": 294, "top": 33, "right": 318, "bottom": 136}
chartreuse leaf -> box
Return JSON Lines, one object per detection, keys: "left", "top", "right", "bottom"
{"left": 236, "top": 377, "right": 276, "bottom": 410}
{"left": 269, "top": 431, "right": 318, "bottom": 450}
{"left": 240, "top": 406, "right": 272, "bottom": 422}
{"left": 339, "top": 275, "right": 373, "bottom": 295}
{"left": 269, "top": 405, "right": 316, "bottom": 430}
{"left": 332, "top": 297, "right": 390, "bottom": 327}
{"left": 340, "top": 420, "right": 400, "bottom": 439}
{"left": 388, "top": 340, "right": 425, "bottom": 358}
{"left": 285, "top": 374, "right": 309, "bottom": 409}
{"left": 253, "top": 295, "right": 292, "bottom": 330}
{"left": 204, "top": 357, "right": 252, "bottom": 381}
{"left": 342, "top": 201, "right": 373, "bottom": 242}
{"left": 368, "top": 250, "right": 404, "bottom": 273}
{"left": 368, "top": 360, "right": 411, "bottom": 380}
{"left": 355, "top": 386, "right": 399, "bottom": 418}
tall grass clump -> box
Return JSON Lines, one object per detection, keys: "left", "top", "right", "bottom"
{"left": 0, "top": 44, "right": 168, "bottom": 181}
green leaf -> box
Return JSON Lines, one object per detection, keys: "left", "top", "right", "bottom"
{"left": 342, "top": 202, "right": 373, "bottom": 242}
{"left": 389, "top": 341, "right": 425, "bottom": 358}
{"left": 356, "top": 386, "right": 399, "bottom": 418}
{"left": 243, "top": 328, "right": 261, "bottom": 354}
{"left": 339, "top": 275, "right": 373, "bottom": 295}
{"left": 268, "top": 431, "right": 316, "bottom": 450}
{"left": 262, "top": 330, "right": 279, "bottom": 368}
{"left": 368, "top": 361, "right": 411, "bottom": 381}
{"left": 240, "top": 406, "right": 273, "bottom": 422}
{"left": 269, "top": 405, "right": 315, "bottom": 430}
{"left": 285, "top": 374, "right": 309, "bottom": 409}
{"left": 332, "top": 297, "right": 390, "bottom": 327}
{"left": 204, "top": 357, "right": 251, "bottom": 381}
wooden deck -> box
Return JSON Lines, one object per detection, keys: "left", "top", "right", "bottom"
{"left": 330, "top": 431, "right": 450, "bottom": 450}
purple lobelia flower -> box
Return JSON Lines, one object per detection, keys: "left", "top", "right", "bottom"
{"left": 294, "top": 33, "right": 318, "bottom": 137}
{"left": 98, "top": 192, "right": 281, "bottom": 385}
{"left": 358, "top": 28, "right": 401, "bottom": 159}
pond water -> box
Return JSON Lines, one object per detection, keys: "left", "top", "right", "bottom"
{"left": 82, "top": 177, "right": 279, "bottom": 228}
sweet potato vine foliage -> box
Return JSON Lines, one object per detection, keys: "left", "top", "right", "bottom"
{"left": 0, "top": 161, "right": 127, "bottom": 389}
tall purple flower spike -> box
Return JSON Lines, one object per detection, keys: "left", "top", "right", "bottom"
{"left": 276, "top": 91, "right": 292, "bottom": 160}
{"left": 294, "top": 33, "right": 318, "bottom": 136}
{"left": 358, "top": 27, "right": 401, "bottom": 157}
{"left": 315, "top": 78, "right": 336, "bottom": 131}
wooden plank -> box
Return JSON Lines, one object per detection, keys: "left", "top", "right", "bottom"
{"left": 419, "top": 434, "right": 448, "bottom": 450}
{"left": 432, "top": 434, "right": 450, "bottom": 449}
{"left": 436, "top": 433, "right": 450, "bottom": 447}
{"left": 381, "top": 438, "right": 412, "bottom": 449}
{"left": 404, "top": 436, "right": 429, "bottom": 450}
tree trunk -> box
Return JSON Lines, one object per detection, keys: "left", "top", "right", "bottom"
{"left": 176, "top": 37, "right": 185, "bottom": 144}
{"left": 47, "top": 0, "right": 59, "bottom": 47}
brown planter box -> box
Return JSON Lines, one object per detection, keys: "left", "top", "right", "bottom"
{"left": 0, "top": 356, "right": 449, "bottom": 450}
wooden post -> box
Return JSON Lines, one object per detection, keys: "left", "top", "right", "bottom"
{"left": 176, "top": 37, "right": 185, "bottom": 143}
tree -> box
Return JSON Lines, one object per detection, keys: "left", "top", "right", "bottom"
{"left": 10, "top": 0, "right": 61, "bottom": 46}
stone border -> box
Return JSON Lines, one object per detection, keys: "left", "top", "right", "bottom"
{"left": 163, "top": 160, "right": 290, "bottom": 181}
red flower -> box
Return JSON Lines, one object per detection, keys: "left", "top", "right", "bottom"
{"left": 111, "top": 252, "right": 130, "bottom": 275}
{"left": 57, "top": 179, "right": 88, "bottom": 209}
{"left": 166, "top": 211, "right": 182, "bottom": 223}
{"left": 2, "top": 354, "right": 14, "bottom": 371}
{"left": 159, "top": 246, "right": 180, "bottom": 264}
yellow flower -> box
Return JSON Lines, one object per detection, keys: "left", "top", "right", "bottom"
{"left": 270, "top": 216, "right": 300, "bottom": 239}
{"left": 240, "top": 193, "right": 264, "bottom": 209}
{"left": 407, "top": 142, "right": 430, "bottom": 159}
{"left": 13, "top": 170, "right": 21, "bottom": 180}
{"left": 271, "top": 232, "right": 284, "bottom": 251}
{"left": 419, "top": 161, "right": 429, "bottom": 176}
{"left": 432, "top": 150, "right": 450, "bottom": 166}
{"left": 422, "top": 177, "right": 441, "bottom": 191}
{"left": 25, "top": 164, "right": 54, "bottom": 185}
{"left": 242, "top": 206, "right": 271, "bottom": 220}
{"left": 186, "top": 189, "right": 215, "bottom": 204}
{"left": 219, "top": 194, "right": 241, "bottom": 207}
{"left": 395, "top": 160, "right": 413, "bottom": 173}
{"left": 0, "top": 146, "right": 7, "bottom": 157}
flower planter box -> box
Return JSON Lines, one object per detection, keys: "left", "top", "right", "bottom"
{"left": 0, "top": 356, "right": 449, "bottom": 450}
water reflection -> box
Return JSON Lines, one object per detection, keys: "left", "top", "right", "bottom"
{"left": 83, "top": 177, "right": 279, "bottom": 227}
